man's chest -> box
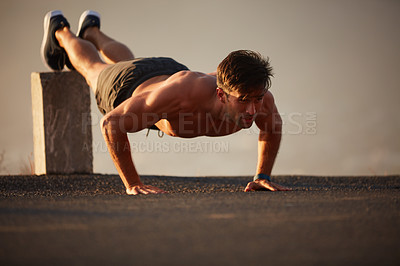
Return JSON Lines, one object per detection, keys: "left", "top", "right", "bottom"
{"left": 154, "top": 113, "right": 241, "bottom": 138}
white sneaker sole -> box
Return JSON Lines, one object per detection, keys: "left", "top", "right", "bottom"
{"left": 40, "top": 10, "right": 63, "bottom": 70}
{"left": 77, "top": 10, "right": 101, "bottom": 37}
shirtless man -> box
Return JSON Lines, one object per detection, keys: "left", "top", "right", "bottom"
{"left": 41, "top": 10, "right": 290, "bottom": 195}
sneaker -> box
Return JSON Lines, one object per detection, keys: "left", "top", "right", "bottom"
{"left": 77, "top": 10, "right": 101, "bottom": 39}
{"left": 40, "top": 10, "right": 70, "bottom": 71}
{"left": 66, "top": 10, "right": 101, "bottom": 71}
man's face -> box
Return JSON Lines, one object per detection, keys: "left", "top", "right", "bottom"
{"left": 223, "top": 86, "right": 265, "bottom": 129}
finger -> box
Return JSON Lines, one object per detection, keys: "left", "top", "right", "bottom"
{"left": 144, "top": 185, "right": 168, "bottom": 194}
{"left": 244, "top": 187, "right": 254, "bottom": 192}
{"left": 244, "top": 182, "right": 255, "bottom": 192}
{"left": 142, "top": 185, "right": 157, "bottom": 193}
{"left": 150, "top": 186, "right": 168, "bottom": 193}
{"left": 146, "top": 188, "right": 167, "bottom": 194}
{"left": 136, "top": 187, "right": 149, "bottom": 195}
{"left": 270, "top": 182, "right": 292, "bottom": 191}
{"left": 278, "top": 186, "right": 292, "bottom": 191}
{"left": 264, "top": 183, "right": 277, "bottom": 191}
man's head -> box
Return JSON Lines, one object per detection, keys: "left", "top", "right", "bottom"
{"left": 217, "top": 50, "right": 273, "bottom": 95}
{"left": 216, "top": 50, "right": 273, "bottom": 128}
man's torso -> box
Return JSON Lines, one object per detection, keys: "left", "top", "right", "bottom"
{"left": 127, "top": 71, "right": 243, "bottom": 138}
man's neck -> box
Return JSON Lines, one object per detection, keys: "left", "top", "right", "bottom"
{"left": 209, "top": 89, "right": 227, "bottom": 121}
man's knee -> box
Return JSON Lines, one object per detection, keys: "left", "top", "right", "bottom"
{"left": 86, "top": 63, "right": 109, "bottom": 92}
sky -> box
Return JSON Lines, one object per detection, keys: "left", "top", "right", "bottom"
{"left": 0, "top": 0, "right": 399, "bottom": 176}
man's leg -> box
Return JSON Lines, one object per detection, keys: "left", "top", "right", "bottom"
{"left": 42, "top": 10, "right": 134, "bottom": 92}
{"left": 76, "top": 10, "right": 134, "bottom": 64}
{"left": 82, "top": 27, "right": 135, "bottom": 64}
{"left": 55, "top": 27, "right": 107, "bottom": 93}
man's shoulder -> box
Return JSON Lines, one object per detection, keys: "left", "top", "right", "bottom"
{"left": 170, "top": 70, "right": 216, "bottom": 84}
{"left": 263, "top": 91, "right": 275, "bottom": 105}
{"left": 161, "top": 71, "right": 216, "bottom": 110}
{"left": 168, "top": 71, "right": 216, "bottom": 96}
{"left": 258, "top": 91, "right": 277, "bottom": 117}
{"left": 132, "top": 71, "right": 216, "bottom": 110}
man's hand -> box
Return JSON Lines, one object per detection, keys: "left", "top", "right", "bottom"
{"left": 126, "top": 184, "right": 168, "bottom": 195}
{"left": 244, "top": 179, "right": 291, "bottom": 192}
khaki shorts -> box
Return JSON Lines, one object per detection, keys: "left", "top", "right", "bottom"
{"left": 95, "top": 57, "right": 189, "bottom": 115}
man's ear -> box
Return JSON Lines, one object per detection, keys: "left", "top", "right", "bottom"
{"left": 216, "top": 88, "right": 226, "bottom": 103}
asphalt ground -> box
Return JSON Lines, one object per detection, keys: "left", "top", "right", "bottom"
{"left": 1, "top": 174, "right": 399, "bottom": 265}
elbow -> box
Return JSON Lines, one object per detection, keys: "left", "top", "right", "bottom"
{"left": 100, "top": 115, "right": 108, "bottom": 132}
{"left": 100, "top": 115, "right": 116, "bottom": 137}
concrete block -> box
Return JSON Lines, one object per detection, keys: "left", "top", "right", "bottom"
{"left": 31, "top": 71, "right": 93, "bottom": 174}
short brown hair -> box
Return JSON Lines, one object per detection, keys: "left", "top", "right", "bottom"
{"left": 217, "top": 50, "right": 273, "bottom": 94}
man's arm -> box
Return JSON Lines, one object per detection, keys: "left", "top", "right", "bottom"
{"left": 100, "top": 87, "right": 181, "bottom": 195}
{"left": 244, "top": 92, "right": 291, "bottom": 192}
{"left": 101, "top": 114, "right": 165, "bottom": 195}
{"left": 256, "top": 112, "right": 282, "bottom": 177}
